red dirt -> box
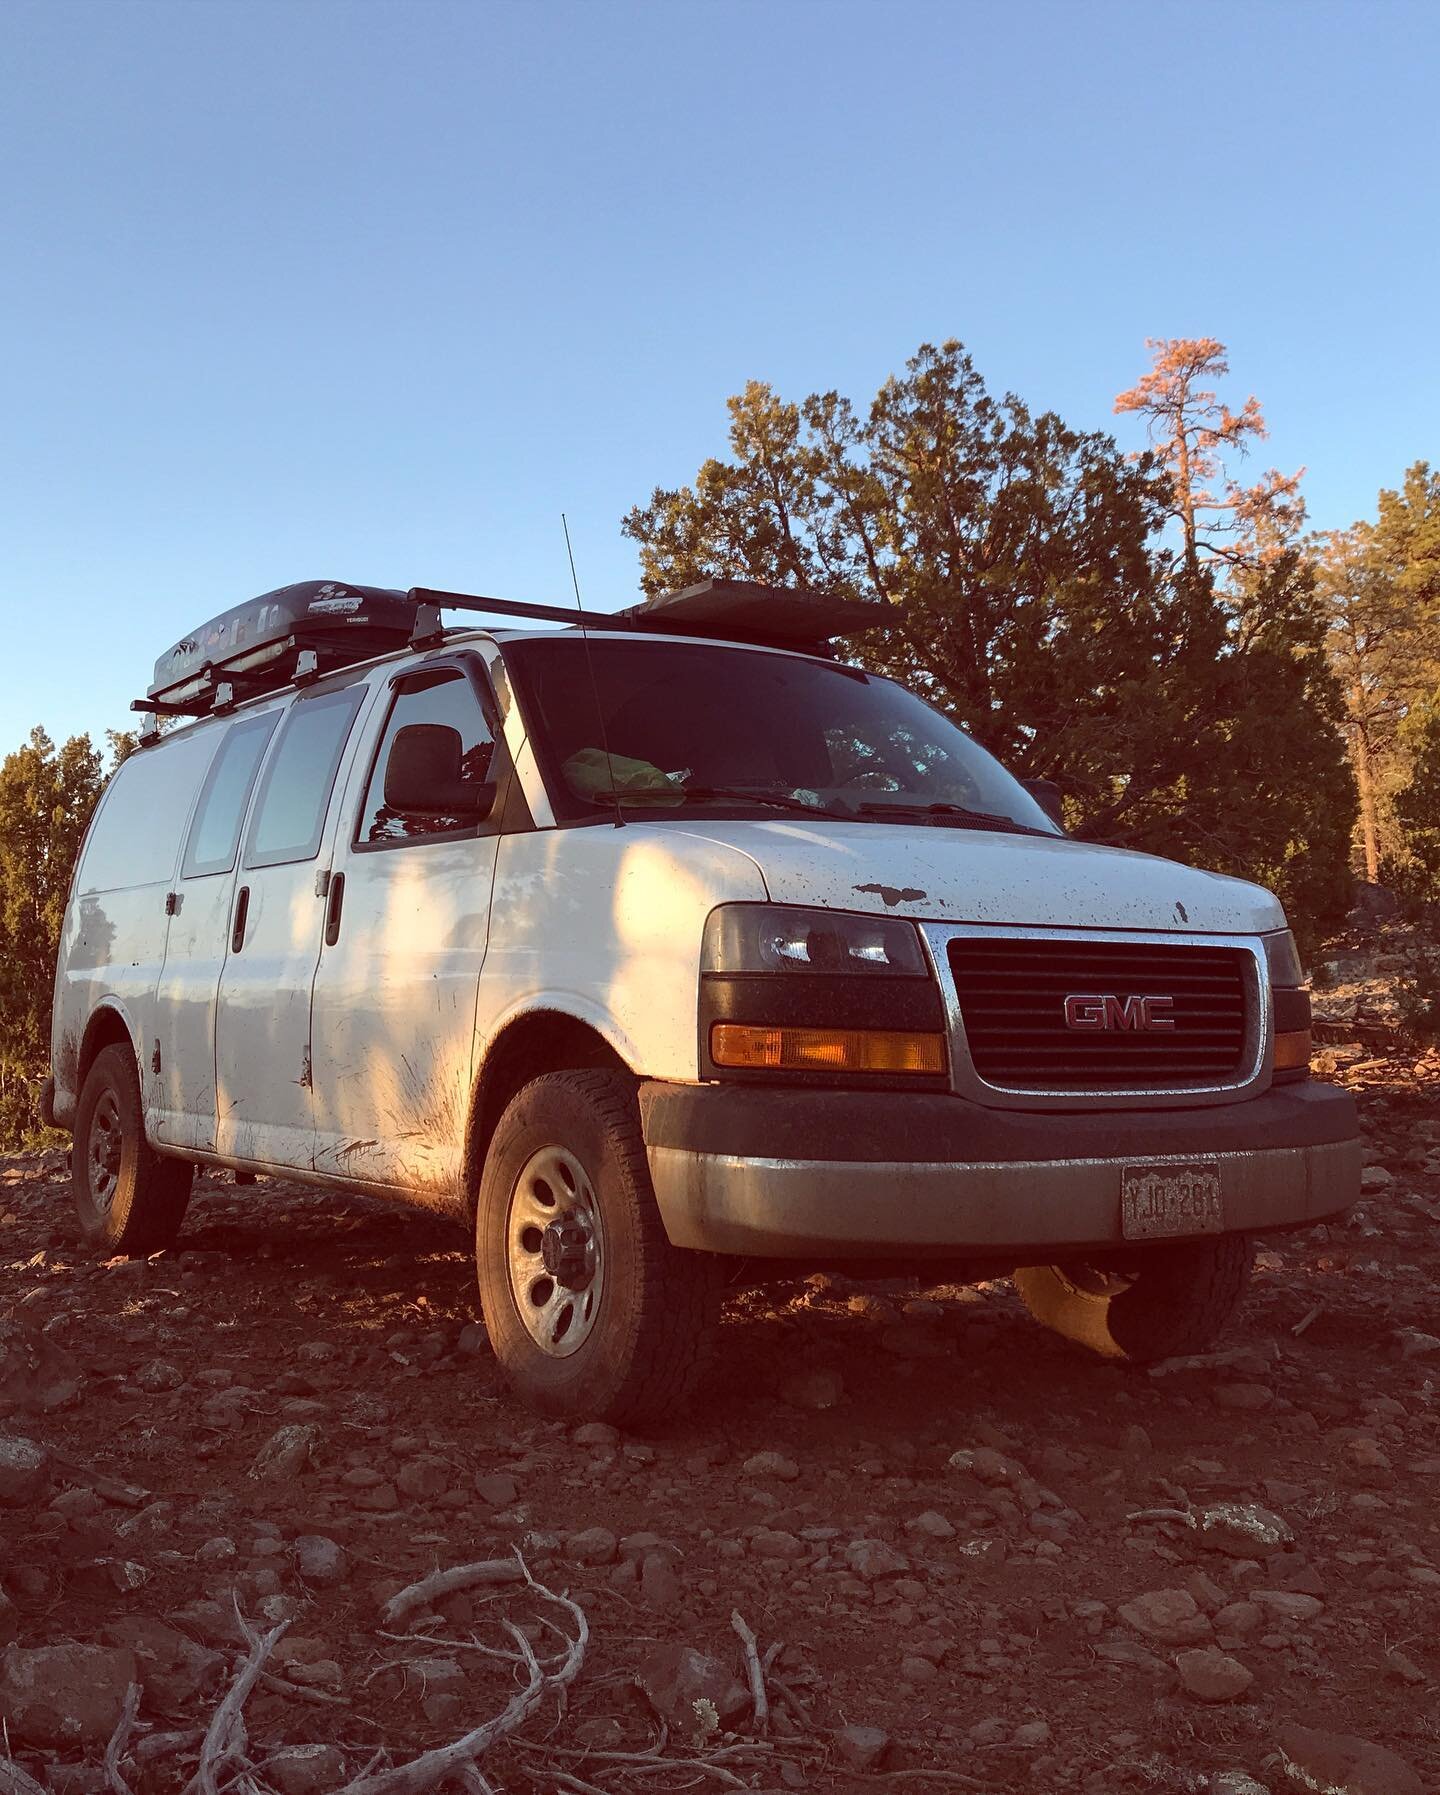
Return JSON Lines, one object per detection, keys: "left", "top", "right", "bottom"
{"left": 2, "top": 1056, "right": 1439, "bottom": 1793}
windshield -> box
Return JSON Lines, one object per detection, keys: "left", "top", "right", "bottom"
{"left": 503, "top": 636, "right": 1059, "bottom": 834}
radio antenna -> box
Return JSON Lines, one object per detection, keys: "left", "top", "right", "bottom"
{"left": 562, "top": 513, "right": 624, "bottom": 829}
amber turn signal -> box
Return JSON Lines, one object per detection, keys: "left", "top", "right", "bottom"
{"left": 711, "top": 1022, "right": 947, "bottom": 1075}
{"left": 1273, "top": 1029, "right": 1312, "bottom": 1074}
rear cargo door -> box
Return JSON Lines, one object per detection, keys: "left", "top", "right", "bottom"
{"left": 213, "top": 681, "right": 371, "bottom": 1169}
{"left": 150, "top": 708, "right": 280, "bottom": 1152}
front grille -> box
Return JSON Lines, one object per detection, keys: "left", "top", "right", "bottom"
{"left": 947, "top": 937, "right": 1252, "bottom": 1092}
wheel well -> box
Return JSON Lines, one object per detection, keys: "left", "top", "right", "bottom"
{"left": 77, "top": 1009, "right": 136, "bottom": 1093}
{"left": 463, "top": 1012, "right": 628, "bottom": 1210}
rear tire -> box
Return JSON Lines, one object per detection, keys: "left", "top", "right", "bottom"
{"left": 72, "top": 1044, "right": 193, "bottom": 1253}
{"left": 475, "top": 1069, "right": 721, "bottom": 1426}
{"left": 1013, "top": 1233, "right": 1255, "bottom": 1363}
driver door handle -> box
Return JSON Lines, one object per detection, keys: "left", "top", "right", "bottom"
{"left": 324, "top": 872, "right": 346, "bottom": 946}
{"left": 231, "top": 886, "right": 250, "bottom": 954}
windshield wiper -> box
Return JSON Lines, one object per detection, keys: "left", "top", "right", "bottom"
{"left": 585, "top": 784, "right": 854, "bottom": 820}
{"left": 856, "top": 800, "right": 1056, "bottom": 838}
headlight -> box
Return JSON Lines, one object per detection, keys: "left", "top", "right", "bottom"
{"left": 700, "top": 905, "right": 946, "bottom": 1084}
{"left": 1262, "top": 929, "right": 1305, "bottom": 988}
{"left": 702, "top": 905, "right": 927, "bottom": 975}
{"left": 1262, "top": 929, "right": 1311, "bottom": 1082}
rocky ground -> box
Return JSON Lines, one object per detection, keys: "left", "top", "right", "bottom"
{"left": 3, "top": 1054, "right": 1440, "bottom": 1795}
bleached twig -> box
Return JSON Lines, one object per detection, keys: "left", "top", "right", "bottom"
{"left": 379, "top": 1557, "right": 526, "bottom": 1627}
{"left": 103, "top": 1682, "right": 142, "bottom": 1795}
{"left": 333, "top": 1559, "right": 588, "bottom": 1795}
{"left": 181, "top": 1615, "right": 288, "bottom": 1795}
{"left": 730, "top": 1609, "right": 768, "bottom": 1735}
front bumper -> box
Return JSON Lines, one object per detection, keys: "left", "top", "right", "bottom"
{"left": 639, "top": 1080, "right": 1359, "bottom": 1258}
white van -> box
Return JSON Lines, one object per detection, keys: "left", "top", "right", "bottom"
{"left": 48, "top": 578, "right": 1358, "bottom": 1422}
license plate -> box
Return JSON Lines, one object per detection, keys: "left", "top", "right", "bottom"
{"left": 1121, "top": 1161, "right": 1223, "bottom": 1239}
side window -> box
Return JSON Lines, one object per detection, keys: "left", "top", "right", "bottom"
{"left": 182, "top": 711, "right": 279, "bottom": 878}
{"left": 358, "top": 669, "right": 495, "bottom": 846}
{"left": 78, "top": 731, "right": 216, "bottom": 894}
{"left": 244, "top": 685, "right": 366, "bottom": 869}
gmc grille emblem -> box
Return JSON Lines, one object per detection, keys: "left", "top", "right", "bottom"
{"left": 1064, "top": 994, "right": 1176, "bottom": 1032}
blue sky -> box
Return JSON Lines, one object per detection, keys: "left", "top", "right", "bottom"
{"left": 2, "top": 0, "right": 1436, "bottom": 751}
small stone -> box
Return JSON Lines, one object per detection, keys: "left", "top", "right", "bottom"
{"left": 573, "top": 1421, "right": 620, "bottom": 1447}
{"left": 1250, "top": 1589, "right": 1324, "bottom": 1621}
{"left": 395, "top": 1456, "right": 449, "bottom": 1501}
{"left": 1278, "top": 1722, "right": 1423, "bottom": 1795}
{"left": 1012, "top": 1720, "right": 1051, "bottom": 1748}
{"left": 742, "top": 1451, "right": 800, "bottom": 1481}
{"left": 1212, "top": 1600, "right": 1263, "bottom": 1636}
{"left": 905, "top": 1510, "right": 955, "bottom": 1540}
{"left": 750, "top": 1529, "right": 805, "bottom": 1561}
{"left": 1211, "top": 1776, "right": 1270, "bottom": 1795}
{"left": 566, "top": 1526, "right": 618, "bottom": 1565}
{"left": 846, "top": 1539, "right": 908, "bottom": 1581}
{"left": 1213, "top": 1383, "right": 1272, "bottom": 1411}
{"left": 898, "top": 1654, "right": 938, "bottom": 1683}
{"left": 0, "top": 1643, "right": 139, "bottom": 1747}
{"left": 456, "top": 1323, "right": 486, "bottom": 1355}
{"left": 0, "top": 1436, "right": 50, "bottom": 1507}
{"left": 779, "top": 1369, "right": 845, "bottom": 1411}
{"left": 473, "top": 1471, "right": 519, "bottom": 1507}
{"left": 636, "top": 1642, "right": 749, "bottom": 1737}
{"left": 1360, "top": 1166, "right": 1394, "bottom": 1192}
{"left": 250, "top": 1423, "right": 319, "bottom": 1479}
{"left": 266, "top": 1744, "right": 347, "bottom": 1795}
{"left": 293, "top": 1535, "right": 348, "bottom": 1588}
{"left": 1176, "top": 1648, "right": 1254, "bottom": 1703}
{"left": 1199, "top": 1503, "right": 1293, "bottom": 1558}
{"left": 640, "top": 1553, "right": 683, "bottom": 1611}
{"left": 947, "top": 1446, "right": 1015, "bottom": 1485}
{"left": 1118, "top": 1588, "right": 1212, "bottom": 1646}
{"left": 833, "top": 1724, "right": 889, "bottom": 1770}
{"left": 135, "top": 1359, "right": 183, "bottom": 1392}
{"left": 99, "top": 1618, "right": 223, "bottom": 1719}
{"left": 1386, "top": 1648, "right": 1426, "bottom": 1685}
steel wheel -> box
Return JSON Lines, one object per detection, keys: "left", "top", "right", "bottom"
{"left": 86, "top": 1089, "right": 125, "bottom": 1213}
{"left": 505, "top": 1143, "right": 606, "bottom": 1358}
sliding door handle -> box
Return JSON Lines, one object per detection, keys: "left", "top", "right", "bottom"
{"left": 324, "top": 872, "right": 346, "bottom": 947}
{"left": 231, "top": 886, "right": 250, "bottom": 954}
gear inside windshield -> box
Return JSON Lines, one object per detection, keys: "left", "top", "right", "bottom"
{"left": 502, "top": 636, "right": 1060, "bottom": 835}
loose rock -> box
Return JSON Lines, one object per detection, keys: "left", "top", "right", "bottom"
{"left": 1278, "top": 1722, "right": 1423, "bottom": 1795}
{"left": 1175, "top": 1647, "right": 1254, "bottom": 1703}
{"left": 0, "top": 1643, "right": 139, "bottom": 1747}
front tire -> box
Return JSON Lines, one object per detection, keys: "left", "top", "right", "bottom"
{"left": 1013, "top": 1233, "right": 1255, "bottom": 1363}
{"left": 72, "top": 1044, "right": 193, "bottom": 1253}
{"left": 475, "top": 1070, "right": 721, "bottom": 1426}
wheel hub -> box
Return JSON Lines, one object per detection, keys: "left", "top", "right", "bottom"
{"left": 540, "top": 1214, "right": 596, "bottom": 1288}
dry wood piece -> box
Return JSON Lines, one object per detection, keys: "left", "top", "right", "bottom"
{"left": 379, "top": 1557, "right": 526, "bottom": 1627}
{"left": 182, "top": 1614, "right": 289, "bottom": 1795}
{"left": 333, "top": 1560, "right": 588, "bottom": 1795}
{"left": 729, "top": 1609, "right": 768, "bottom": 1735}
{"left": 0, "top": 1759, "right": 48, "bottom": 1795}
{"left": 103, "top": 1681, "right": 142, "bottom": 1795}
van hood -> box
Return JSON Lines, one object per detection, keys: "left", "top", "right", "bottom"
{"left": 659, "top": 818, "right": 1285, "bottom": 935}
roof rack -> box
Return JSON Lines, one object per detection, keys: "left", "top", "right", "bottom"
{"left": 132, "top": 577, "right": 886, "bottom": 737}
{"left": 408, "top": 578, "right": 885, "bottom": 654}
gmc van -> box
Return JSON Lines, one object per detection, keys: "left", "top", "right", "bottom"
{"left": 47, "top": 578, "right": 1359, "bottom": 1422}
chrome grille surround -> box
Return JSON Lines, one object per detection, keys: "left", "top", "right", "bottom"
{"left": 918, "top": 924, "right": 1272, "bottom": 1111}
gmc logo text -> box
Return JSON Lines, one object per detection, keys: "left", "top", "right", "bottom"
{"left": 1063, "top": 994, "right": 1176, "bottom": 1032}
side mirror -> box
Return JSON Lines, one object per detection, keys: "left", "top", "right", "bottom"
{"left": 1022, "top": 777, "right": 1065, "bottom": 830}
{"left": 383, "top": 724, "right": 495, "bottom": 820}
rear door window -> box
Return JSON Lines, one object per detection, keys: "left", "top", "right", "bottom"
{"left": 243, "top": 685, "right": 366, "bottom": 869}
{"left": 182, "top": 711, "right": 279, "bottom": 878}
{"left": 78, "top": 731, "right": 216, "bottom": 893}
